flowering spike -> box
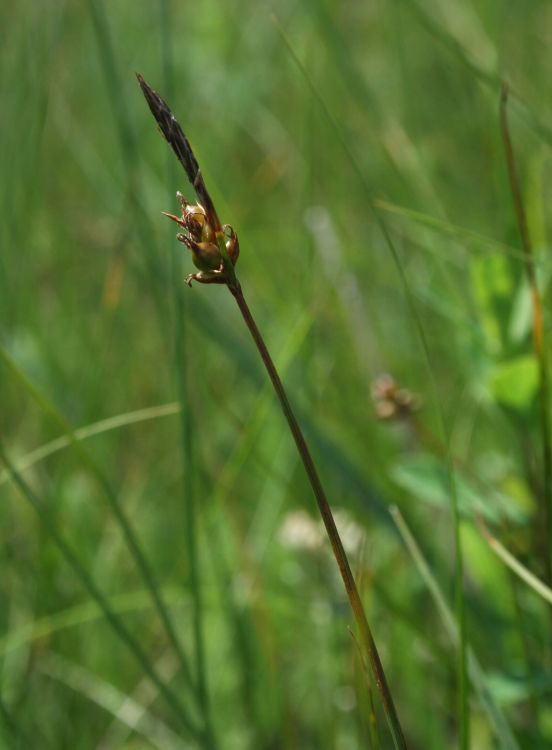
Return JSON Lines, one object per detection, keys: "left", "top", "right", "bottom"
{"left": 136, "top": 73, "right": 221, "bottom": 233}
{"left": 137, "top": 73, "right": 240, "bottom": 288}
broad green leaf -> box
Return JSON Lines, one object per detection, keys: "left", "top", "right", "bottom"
{"left": 470, "top": 255, "right": 514, "bottom": 355}
{"left": 507, "top": 280, "right": 532, "bottom": 345}
{"left": 489, "top": 355, "right": 538, "bottom": 411}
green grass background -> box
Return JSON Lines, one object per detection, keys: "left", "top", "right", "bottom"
{"left": 1, "top": 1, "right": 552, "bottom": 748}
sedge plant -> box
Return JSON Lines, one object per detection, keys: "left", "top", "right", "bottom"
{"left": 137, "top": 73, "right": 407, "bottom": 749}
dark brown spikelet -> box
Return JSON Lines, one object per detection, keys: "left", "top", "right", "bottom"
{"left": 136, "top": 73, "right": 221, "bottom": 232}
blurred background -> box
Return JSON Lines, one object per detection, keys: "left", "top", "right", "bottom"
{"left": 1, "top": 1, "right": 552, "bottom": 748}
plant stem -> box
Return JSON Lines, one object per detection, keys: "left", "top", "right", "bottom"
{"left": 500, "top": 83, "right": 552, "bottom": 588}
{"left": 136, "top": 70, "right": 405, "bottom": 747}
{"left": 229, "top": 281, "right": 407, "bottom": 750}
{"left": 271, "top": 27, "right": 468, "bottom": 744}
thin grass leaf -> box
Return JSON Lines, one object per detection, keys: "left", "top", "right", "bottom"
{"left": 390, "top": 506, "right": 521, "bottom": 750}
{"left": 500, "top": 84, "right": 552, "bottom": 587}
{"left": 0, "top": 693, "right": 53, "bottom": 750}
{"left": 478, "top": 521, "right": 552, "bottom": 607}
{"left": 96, "top": 648, "right": 181, "bottom": 750}
{"left": 0, "top": 403, "right": 180, "bottom": 488}
{"left": 0, "top": 345, "right": 197, "bottom": 703}
{"left": 0, "top": 587, "right": 183, "bottom": 659}
{"left": 207, "top": 308, "right": 314, "bottom": 509}
{"left": 38, "top": 651, "right": 190, "bottom": 750}
{"left": 0, "top": 441, "right": 202, "bottom": 741}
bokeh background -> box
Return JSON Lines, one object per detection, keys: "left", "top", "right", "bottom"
{"left": 2, "top": 1, "right": 552, "bottom": 748}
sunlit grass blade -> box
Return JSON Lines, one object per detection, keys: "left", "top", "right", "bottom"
{"left": 500, "top": 84, "right": 552, "bottom": 588}
{"left": 478, "top": 520, "right": 552, "bottom": 607}
{"left": 0, "top": 403, "right": 180, "bottom": 488}
{"left": 0, "top": 441, "right": 201, "bottom": 740}
{"left": 0, "top": 345, "right": 197, "bottom": 703}
{"left": 0, "top": 587, "right": 184, "bottom": 660}
{"left": 390, "top": 506, "right": 521, "bottom": 750}
{"left": 38, "top": 651, "right": 189, "bottom": 750}
{"left": 96, "top": 649, "right": 181, "bottom": 750}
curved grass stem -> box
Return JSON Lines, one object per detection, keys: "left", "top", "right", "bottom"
{"left": 229, "top": 282, "right": 407, "bottom": 750}
{"left": 136, "top": 69, "right": 406, "bottom": 749}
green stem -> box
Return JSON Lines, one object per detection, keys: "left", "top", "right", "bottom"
{"left": 271, "top": 23, "right": 468, "bottom": 745}
{"left": 229, "top": 281, "right": 407, "bottom": 750}
{"left": 500, "top": 83, "right": 552, "bottom": 589}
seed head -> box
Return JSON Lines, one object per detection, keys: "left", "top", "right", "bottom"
{"left": 371, "top": 374, "right": 419, "bottom": 421}
{"left": 164, "top": 192, "right": 239, "bottom": 286}
{"left": 137, "top": 73, "right": 240, "bottom": 289}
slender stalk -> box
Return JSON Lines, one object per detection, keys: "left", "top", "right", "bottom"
{"left": 478, "top": 517, "right": 552, "bottom": 606}
{"left": 271, "top": 23, "right": 468, "bottom": 747}
{"left": 500, "top": 83, "right": 552, "bottom": 587}
{"left": 229, "top": 281, "right": 407, "bottom": 750}
{"left": 137, "top": 72, "right": 406, "bottom": 749}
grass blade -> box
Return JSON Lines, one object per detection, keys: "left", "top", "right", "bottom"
{"left": 478, "top": 520, "right": 552, "bottom": 607}
{"left": 38, "top": 651, "right": 189, "bottom": 750}
{"left": 500, "top": 84, "right": 552, "bottom": 587}
{"left": 0, "top": 440, "right": 201, "bottom": 740}
{"left": 0, "top": 345, "right": 197, "bottom": 706}
{"left": 390, "top": 506, "right": 521, "bottom": 750}
{"left": 0, "top": 403, "right": 180, "bottom": 488}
